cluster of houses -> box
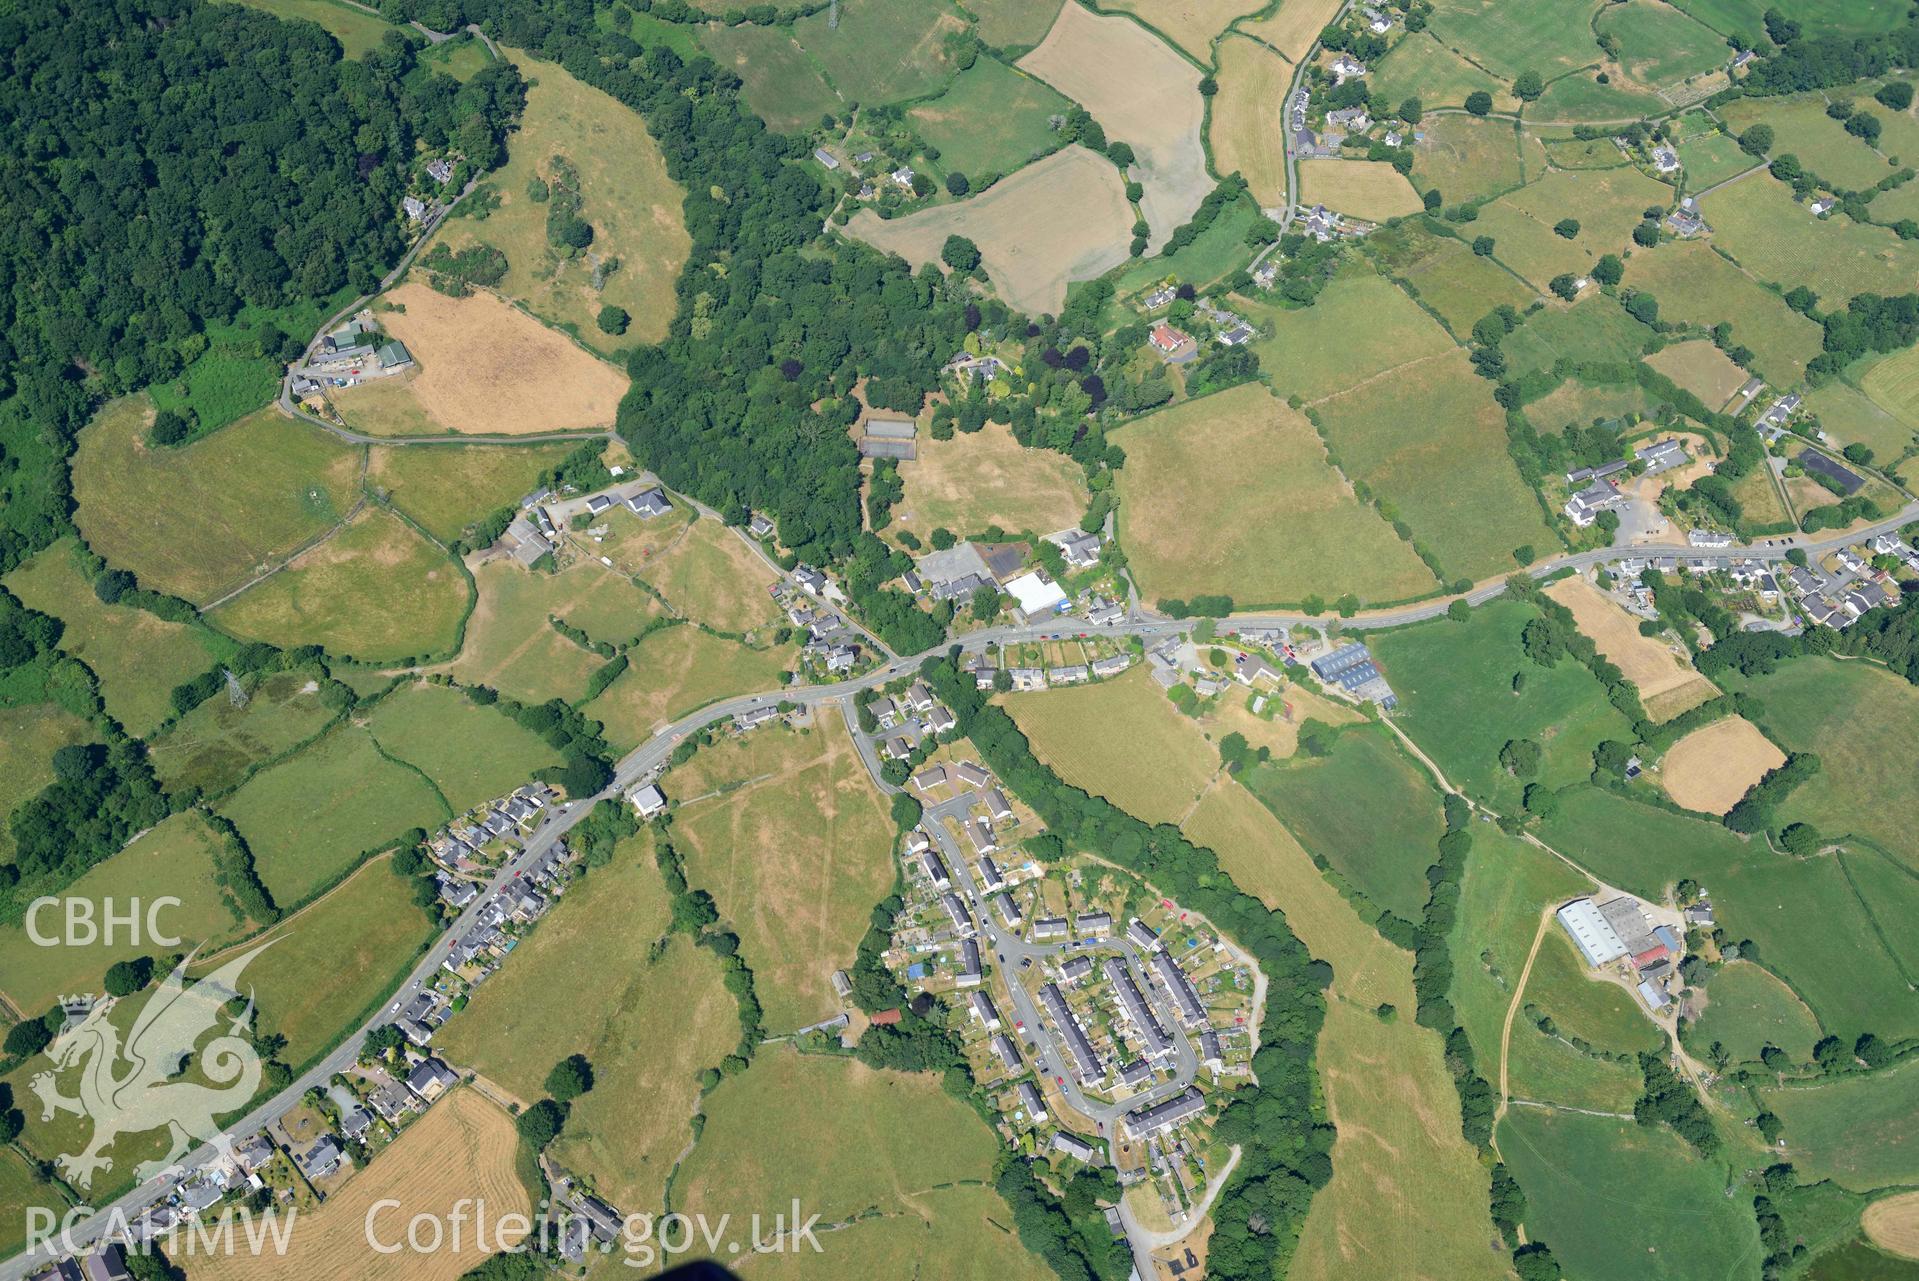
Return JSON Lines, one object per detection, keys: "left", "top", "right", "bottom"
{"left": 1139, "top": 288, "right": 1256, "bottom": 358}
{"left": 1557, "top": 895, "right": 1685, "bottom": 1011}
{"left": 289, "top": 313, "right": 413, "bottom": 396}
{"left": 501, "top": 478, "right": 674, "bottom": 570}
{"left": 1562, "top": 437, "right": 1692, "bottom": 529}
{"left": 775, "top": 562, "right": 869, "bottom": 676}
{"left": 402, "top": 154, "right": 458, "bottom": 223}
{"left": 1785, "top": 533, "right": 1910, "bottom": 629}
{"left": 908, "top": 537, "right": 1083, "bottom": 621}
{"left": 815, "top": 145, "right": 916, "bottom": 203}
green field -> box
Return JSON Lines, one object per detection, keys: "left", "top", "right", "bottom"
{"left": 217, "top": 723, "right": 449, "bottom": 907}
{"left": 1008, "top": 668, "right": 1219, "bottom": 826}
{"left": 1676, "top": 129, "right": 1757, "bottom": 189}
{"left": 1861, "top": 345, "right": 1919, "bottom": 443}
{"left": 1808, "top": 1240, "right": 1919, "bottom": 1281}
{"left": 368, "top": 442, "right": 578, "bottom": 545}
{"left": 698, "top": 25, "right": 840, "bottom": 133}
{"left": 0, "top": 703, "right": 93, "bottom": 863}
{"left": 585, "top": 625, "right": 793, "bottom": 753}
{"left": 419, "top": 33, "right": 493, "bottom": 80}
{"left": 1762, "top": 1058, "right": 1919, "bottom": 1192}
{"left": 1248, "top": 266, "right": 1457, "bottom": 403}
{"left": 1111, "top": 383, "right": 1440, "bottom": 607}
{"left": 1427, "top": 0, "right": 1603, "bottom": 80}
{"left": 968, "top": 0, "right": 1065, "bottom": 49}
{"left": 1537, "top": 786, "right": 1919, "bottom": 1042}
{"left": 435, "top": 828, "right": 737, "bottom": 1211}
{"left": 1807, "top": 380, "right": 1919, "bottom": 468}
{"left": 1475, "top": 167, "right": 1671, "bottom": 291}
{"left": 5, "top": 541, "right": 224, "bottom": 737}
{"left": 1312, "top": 351, "right": 1560, "bottom": 582}
{"left": 1525, "top": 377, "right": 1653, "bottom": 434}
{"left": 0, "top": 1146, "right": 70, "bottom": 1261}
{"left": 1510, "top": 927, "right": 1665, "bottom": 1110}
{"left": 1415, "top": 115, "right": 1528, "bottom": 207}
{"left": 1702, "top": 172, "right": 1919, "bottom": 301}
{"left": 1498, "top": 1108, "right": 1764, "bottom": 1281}
{"left": 1530, "top": 68, "right": 1667, "bottom": 123}
{"left": 1539, "top": 136, "right": 1628, "bottom": 169}
{"left": 1595, "top": 0, "right": 1729, "bottom": 90}
{"left": 452, "top": 558, "right": 650, "bottom": 705}
{"left": 1502, "top": 297, "right": 1654, "bottom": 380}
{"left": 1371, "top": 598, "right": 1636, "bottom": 811}
{"left": 72, "top": 399, "right": 361, "bottom": 605}
{"left": 1672, "top": 0, "right": 1908, "bottom": 43}
{"left": 1373, "top": 30, "right": 1516, "bottom": 114}
{"left": 1371, "top": 223, "right": 1536, "bottom": 338}
{"left": 1623, "top": 238, "right": 1824, "bottom": 387}
{"left": 364, "top": 681, "right": 561, "bottom": 813}
{"left": 908, "top": 57, "right": 1072, "bottom": 181}
{"left": 0, "top": 812, "right": 251, "bottom": 1014}
{"left": 1104, "top": 193, "right": 1266, "bottom": 304}
{"left": 211, "top": 506, "right": 469, "bottom": 662}
{"left": 219, "top": 0, "right": 394, "bottom": 57}
{"left": 667, "top": 721, "right": 896, "bottom": 1033}
{"left": 147, "top": 668, "right": 344, "bottom": 796}
{"left": 1689, "top": 959, "right": 1823, "bottom": 1064}
{"left": 1719, "top": 95, "right": 1899, "bottom": 191}
{"left": 147, "top": 345, "right": 282, "bottom": 440}
{"left": 1245, "top": 725, "right": 1444, "bottom": 921}
{"left": 793, "top": 0, "right": 967, "bottom": 105}
{"left": 635, "top": 518, "right": 782, "bottom": 634}
{"left": 1722, "top": 657, "right": 1919, "bottom": 868}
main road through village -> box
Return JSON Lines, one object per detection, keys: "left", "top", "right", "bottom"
{"left": 7, "top": 498, "right": 1918, "bottom": 1281}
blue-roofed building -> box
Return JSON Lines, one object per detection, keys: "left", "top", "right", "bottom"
{"left": 1310, "top": 642, "right": 1398, "bottom": 709}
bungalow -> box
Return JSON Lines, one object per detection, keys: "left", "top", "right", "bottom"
{"left": 966, "top": 818, "right": 998, "bottom": 857}
{"left": 1018, "top": 1080, "right": 1049, "bottom": 1124}
{"left": 954, "top": 761, "right": 991, "bottom": 789}
{"left": 1363, "top": 5, "right": 1391, "bottom": 32}
{"left": 339, "top": 1104, "right": 373, "bottom": 1142}
{"left": 747, "top": 512, "right": 776, "bottom": 539}
{"left": 1730, "top": 48, "right": 1757, "bottom": 70}
{"left": 1052, "top": 1132, "right": 1099, "bottom": 1163}
{"left": 735, "top": 704, "right": 779, "bottom": 732}
{"left": 367, "top": 1078, "right": 416, "bottom": 1124}
{"left": 984, "top": 787, "right": 1014, "bottom": 821}
{"left": 296, "top": 1136, "right": 345, "bottom": 1180}
{"left": 1757, "top": 392, "right": 1802, "bottom": 432}
{"left": 926, "top": 704, "right": 958, "bottom": 733}
{"left": 890, "top": 166, "right": 916, "bottom": 190}
{"left": 1149, "top": 323, "right": 1192, "bottom": 356}
{"left": 438, "top": 876, "right": 478, "bottom": 908}
{"left": 1233, "top": 652, "right": 1280, "bottom": 686}
{"left": 913, "top": 764, "right": 949, "bottom": 793}
{"left": 1141, "top": 285, "right": 1177, "bottom": 311}
{"left": 1810, "top": 196, "right": 1836, "bottom": 216}
{"left": 585, "top": 493, "right": 616, "bottom": 516}
{"left": 991, "top": 1034, "right": 1023, "bottom": 1072}
{"left": 970, "top": 990, "right": 1002, "bottom": 1030}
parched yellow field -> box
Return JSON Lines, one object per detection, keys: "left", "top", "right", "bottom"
{"left": 449, "top": 553, "right": 662, "bottom": 704}
{"left": 1544, "top": 576, "right": 1718, "bottom": 711}
{"left": 430, "top": 47, "right": 687, "bottom": 353}
{"left": 895, "top": 420, "right": 1089, "bottom": 542}
{"left": 847, "top": 146, "right": 1132, "bottom": 316}
{"left": 1298, "top": 159, "right": 1426, "bottom": 222}
{"left": 1210, "top": 34, "right": 1292, "bottom": 206}
{"left": 1238, "top": 0, "right": 1348, "bottom": 61}
{"left": 1007, "top": 668, "right": 1219, "bottom": 826}
{"left": 637, "top": 518, "right": 782, "bottom": 634}
{"left": 1864, "top": 1190, "right": 1919, "bottom": 1261}
{"left": 1645, "top": 339, "right": 1750, "bottom": 410}
{"left": 1019, "top": 3, "right": 1210, "bottom": 249}
{"left": 335, "top": 284, "right": 627, "bottom": 436}
{"left": 1660, "top": 716, "right": 1785, "bottom": 814}
{"left": 367, "top": 440, "right": 579, "bottom": 544}
{"left": 585, "top": 624, "right": 792, "bottom": 751}
{"left": 185, "top": 1090, "right": 527, "bottom": 1281}
{"left": 1107, "top": 0, "right": 1266, "bottom": 60}
{"left": 667, "top": 721, "right": 897, "bottom": 1033}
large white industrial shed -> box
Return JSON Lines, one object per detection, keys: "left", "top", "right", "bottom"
{"left": 1556, "top": 898, "right": 1628, "bottom": 966}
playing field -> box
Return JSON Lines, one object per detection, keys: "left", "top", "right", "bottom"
{"left": 1250, "top": 266, "right": 1456, "bottom": 403}
{"left": 367, "top": 441, "right": 578, "bottom": 545}
{"left": 220, "top": 0, "right": 394, "bottom": 57}
{"left": 365, "top": 681, "right": 560, "bottom": 813}
{"left": 0, "top": 812, "right": 250, "bottom": 1014}
{"left": 847, "top": 146, "right": 1133, "bottom": 316}
{"left": 1297, "top": 159, "right": 1426, "bottom": 221}
{"left": 1595, "top": 0, "right": 1729, "bottom": 90}
{"left": 218, "top": 723, "right": 449, "bottom": 907}
{"left": 148, "top": 668, "right": 342, "bottom": 797}
{"left": 1427, "top": 0, "right": 1604, "bottom": 79}
{"left": 1722, "top": 657, "right": 1919, "bottom": 870}
{"left": 1245, "top": 725, "right": 1444, "bottom": 920}
{"left": 1542, "top": 576, "right": 1717, "bottom": 713}
{"left": 1237, "top": 0, "right": 1346, "bottom": 62}
{"left": 636, "top": 518, "right": 781, "bottom": 635}
{"left": 677, "top": 1046, "right": 1014, "bottom": 1231}
{"left": 1646, "top": 338, "right": 1752, "bottom": 409}
{"left": 1659, "top": 715, "right": 1784, "bottom": 814}
{"left": 1718, "top": 94, "right": 1898, "bottom": 192}
{"left": 1762, "top": 1058, "right": 1919, "bottom": 1192}
{"left": 666, "top": 721, "right": 895, "bottom": 1033}
{"left": 210, "top": 506, "right": 469, "bottom": 662}
{"left": 585, "top": 625, "right": 792, "bottom": 752}
{"left": 1371, "top": 30, "right": 1516, "bottom": 114}
{"left": 1498, "top": 1108, "right": 1763, "bottom": 1281}
{"left": 189, "top": 1090, "right": 526, "bottom": 1281}
{"left": 1501, "top": 296, "right": 1653, "bottom": 381}
{"left": 907, "top": 57, "right": 1074, "bottom": 181}
{"left": 1688, "top": 959, "right": 1821, "bottom": 1064}
{"left": 1184, "top": 783, "right": 1507, "bottom": 1281}
{"left": 792, "top": 0, "right": 970, "bottom": 106}
{"left": 1112, "top": 383, "right": 1439, "bottom": 606}
{"left": 1373, "top": 226, "right": 1535, "bottom": 339}
{"left": 893, "top": 420, "right": 1087, "bottom": 543}
{"left": 337, "top": 286, "right": 628, "bottom": 436}
{"left": 435, "top": 828, "right": 736, "bottom": 1211}
{"left": 1020, "top": 3, "right": 1209, "bottom": 249}
{"left": 5, "top": 541, "right": 223, "bottom": 737}
{"left": 1861, "top": 344, "right": 1919, "bottom": 433}
{"left": 1865, "top": 1192, "right": 1919, "bottom": 1261}
{"left": 1372, "top": 599, "right": 1637, "bottom": 811}
{"left": 1209, "top": 34, "right": 1291, "bottom": 207}
{"left": 1806, "top": 381, "right": 1918, "bottom": 471}
{"left": 1623, "top": 237, "right": 1823, "bottom": 387}
{"left": 1312, "top": 350, "right": 1559, "bottom": 583}
{"left": 1474, "top": 166, "right": 1669, "bottom": 291}
{"left": 1702, "top": 172, "right": 1919, "bottom": 302}
{"left": 1008, "top": 668, "right": 1218, "bottom": 826}
{"left": 450, "top": 555, "right": 660, "bottom": 704}
{"left": 1412, "top": 114, "right": 1527, "bottom": 206}
{"left": 427, "top": 49, "right": 687, "bottom": 354}
{"left": 72, "top": 398, "right": 361, "bottom": 605}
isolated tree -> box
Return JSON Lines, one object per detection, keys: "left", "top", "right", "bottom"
{"left": 1106, "top": 140, "right": 1135, "bottom": 168}
{"left": 103, "top": 957, "right": 155, "bottom": 997}
{"left": 1633, "top": 220, "right": 1661, "bottom": 247}
{"left": 1553, "top": 218, "right": 1581, "bottom": 239}
{"left": 941, "top": 235, "right": 981, "bottom": 272}
{"left": 1472, "top": 235, "right": 1495, "bottom": 256}
{"left": 596, "top": 304, "right": 629, "bottom": 335}
{"left": 1877, "top": 81, "right": 1914, "bottom": 111}
{"left": 1399, "top": 96, "right": 1424, "bottom": 123}
{"left": 1465, "top": 90, "right": 1493, "bottom": 116}
{"left": 1592, "top": 253, "right": 1623, "bottom": 286}
{"left": 1625, "top": 292, "right": 1660, "bottom": 325}
{"left": 1738, "top": 123, "right": 1774, "bottom": 155}
{"left": 1549, "top": 273, "right": 1580, "bottom": 300}
{"left": 1514, "top": 70, "right": 1544, "bottom": 101}
{"left": 1448, "top": 598, "right": 1472, "bottom": 622}
{"left": 545, "top": 1054, "right": 595, "bottom": 1101}
{"left": 1846, "top": 111, "right": 1882, "bottom": 143}
{"left": 149, "top": 409, "right": 191, "bottom": 446}
{"left": 1499, "top": 738, "right": 1543, "bottom": 779}
{"left": 1522, "top": 782, "right": 1559, "bottom": 818}
{"left": 517, "top": 1098, "right": 568, "bottom": 1149}
{"left": 944, "top": 171, "right": 970, "bottom": 197}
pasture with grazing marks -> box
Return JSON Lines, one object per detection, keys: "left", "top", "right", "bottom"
{"left": 1646, "top": 338, "right": 1752, "bottom": 408}
{"left": 1674, "top": 129, "right": 1754, "bottom": 187}
{"left": 1860, "top": 344, "right": 1919, "bottom": 435}
{"left": 1807, "top": 380, "right": 1917, "bottom": 469}
{"left": 1688, "top": 958, "right": 1821, "bottom": 1064}
{"left": 1371, "top": 224, "right": 1535, "bottom": 338}
{"left": 1702, "top": 172, "right": 1919, "bottom": 303}
{"left": 72, "top": 398, "right": 361, "bottom": 605}
{"left": 1760, "top": 1058, "right": 1919, "bottom": 1192}
{"left": 1007, "top": 668, "right": 1219, "bottom": 826}
{"left": 892, "top": 420, "right": 1089, "bottom": 543}
{"left": 1019, "top": 3, "right": 1210, "bottom": 250}
{"left": 635, "top": 517, "right": 782, "bottom": 634}
{"left": 210, "top": 505, "right": 469, "bottom": 662}
{"left": 697, "top": 25, "right": 839, "bottom": 131}
{"left": 1865, "top": 1192, "right": 1919, "bottom": 1261}
{"left": 1237, "top": 0, "right": 1348, "bottom": 62}
{"left": 1501, "top": 296, "right": 1653, "bottom": 381}
{"left": 1372, "top": 30, "right": 1516, "bottom": 113}
{"left": 966, "top": 0, "right": 1066, "bottom": 50}
{"left": 1412, "top": 114, "right": 1526, "bottom": 206}
{"left": 846, "top": 147, "right": 1133, "bottom": 317}
{"left": 450, "top": 555, "right": 662, "bottom": 705}
{"left": 367, "top": 440, "right": 579, "bottom": 545}
{"left": 1210, "top": 34, "right": 1292, "bottom": 207}
{"left": 364, "top": 681, "right": 562, "bottom": 814}
{"left": 1543, "top": 576, "right": 1718, "bottom": 716}
{"left": 1623, "top": 238, "right": 1823, "bottom": 387}
{"left": 1297, "top": 159, "right": 1426, "bottom": 221}
{"left": 188, "top": 1090, "right": 526, "bottom": 1281}
{"left": 1473, "top": 167, "right": 1670, "bottom": 291}
{"left": 0, "top": 704, "right": 92, "bottom": 863}
{"left": 1718, "top": 94, "right": 1898, "bottom": 191}
{"left": 1248, "top": 266, "right": 1456, "bottom": 403}
{"left": 1595, "top": 0, "right": 1730, "bottom": 90}
{"left": 792, "top": 0, "right": 970, "bottom": 106}
{"left": 335, "top": 284, "right": 628, "bottom": 436}
{"left": 147, "top": 668, "right": 341, "bottom": 796}
{"left": 1111, "top": 383, "right": 1439, "bottom": 605}
{"left": 0, "top": 1148, "right": 66, "bottom": 1262}
{"left": 1428, "top": 0, "right": 1604, "bottom": 80}
{"left": 585, "top": 624, "right": 793, "bottom": 752}
{"left": 667, "top": 721, "right": 896, "bottom": 1033}
{"left": 427, "top": 49, "right": 687, "bottom": 353}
